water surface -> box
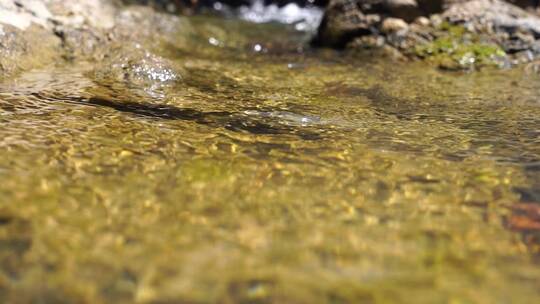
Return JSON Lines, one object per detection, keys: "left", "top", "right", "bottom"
{"left": 0, "top": 15, "right": 539, "bottom": 303}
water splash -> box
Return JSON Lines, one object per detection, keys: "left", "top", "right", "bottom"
{"left": 236, "top": 0, "right": 323, "bottom": 31}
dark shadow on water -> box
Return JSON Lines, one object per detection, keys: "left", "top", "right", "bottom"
{"left": 34, "top": 93, "right": 323, "bottom": 140}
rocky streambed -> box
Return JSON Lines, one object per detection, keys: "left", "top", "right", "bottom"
{"left": 0, "top": 1, "right": 539, "bottom": 303}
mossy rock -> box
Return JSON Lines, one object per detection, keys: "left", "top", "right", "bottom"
{"left": 413, "top": 23, "right": 507, "bottom": 70}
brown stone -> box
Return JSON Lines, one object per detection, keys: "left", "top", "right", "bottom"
{"left": 381, "top": 17, "right": 409, "bottom": 33}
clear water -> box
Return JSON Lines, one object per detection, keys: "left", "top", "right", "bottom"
{"left": 0, "top": 15, "right": 539, "bottom": 303}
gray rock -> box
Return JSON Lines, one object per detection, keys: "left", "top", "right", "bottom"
{"left": 444, "top": 0, "right": 540, "bottom": 35}
{"left": 444, "top": 0, "right": 540, "bottom": 54}
{"left": 315, "top": 0, "right": 540, "bottom": 67}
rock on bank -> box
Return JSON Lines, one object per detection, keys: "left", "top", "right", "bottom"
{"left": 314, "top": 0, "right": 540, "bottom": 69}
{"left": 0, "top": 0, "right": 190, "bottom": 78}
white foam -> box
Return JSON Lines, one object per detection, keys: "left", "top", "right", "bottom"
{"left": 238, "top": 0, "right": 323, "bottom": 32}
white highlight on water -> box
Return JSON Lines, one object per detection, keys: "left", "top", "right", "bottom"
{"left": 237, "top": 0, "right": 323, "bottom": 32}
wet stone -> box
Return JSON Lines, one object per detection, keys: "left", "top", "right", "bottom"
{"left": 90, "top": 45, "right": 184, "bottom": 99}
{"left": 95, "top": 46, "right": 180, "bottom": 83}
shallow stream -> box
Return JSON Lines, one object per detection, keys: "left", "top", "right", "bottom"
{"left": 0, "top": 13, "right": 539, "bottom": 303}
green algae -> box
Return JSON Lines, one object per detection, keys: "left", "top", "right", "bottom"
{"left": 414, "top": 23, "right": 507, "bottom": 70}
{"left": 0, "top": 15, "right": 539, "bottom": 304}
